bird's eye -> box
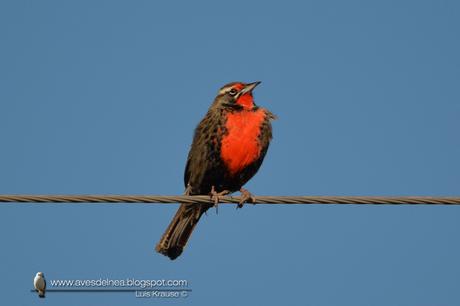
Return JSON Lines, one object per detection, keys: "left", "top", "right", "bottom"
{"left": 228, "top": 88, "right": 238, "bottom": 96}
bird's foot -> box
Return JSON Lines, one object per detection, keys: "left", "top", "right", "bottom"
{"left": 209, "top": 186, "right": 230, "bottom": 214}
{"left": 237, "top": 188, "right": 256, "bottom": 209}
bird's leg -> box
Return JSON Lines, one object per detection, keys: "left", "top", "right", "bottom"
{"left": 184, "top": 183, "right": 202, "bottom": 219}
{"left": 184, "top": 183, "right": 192, "bottom": 195}
{"left": 184, "top": 183, "right": 202, "bottom": 218}
{"left": 237, "top": 188, "right": 256, "bottom": 209}
{"left": 209, "top": 186, "right": 229, "bottom": 214}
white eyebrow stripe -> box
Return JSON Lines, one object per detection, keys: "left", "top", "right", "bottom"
{"left": 218, "top": 87, "right": 233, "bottom": 95}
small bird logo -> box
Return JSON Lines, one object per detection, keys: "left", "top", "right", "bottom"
{"left": 156, "top": 81, "right": 275, "bottom": 260}
{"left": 33, "top": 272, "right": 46, "bottom": 298}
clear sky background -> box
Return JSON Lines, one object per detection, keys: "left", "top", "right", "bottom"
{"left": 1, "top": 1, "right": 459, "bottom": 305}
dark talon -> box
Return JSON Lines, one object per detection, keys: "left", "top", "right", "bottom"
{"left": 237, "top": 188, "right": 256, "bottom": 209}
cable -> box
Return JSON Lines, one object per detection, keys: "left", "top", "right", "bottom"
{"left": 0, "top": 194, "right": 459, "bottom": 205}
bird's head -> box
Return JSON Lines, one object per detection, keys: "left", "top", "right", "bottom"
{"left": 215, "top": 81, "right": 261, "bottom": 110}
{"left": 36, "top": 272, "right": 44, "bottom": 277}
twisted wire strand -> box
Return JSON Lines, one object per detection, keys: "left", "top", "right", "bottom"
{"left": 0, "top": 194, "right": 460, "bottom": 205}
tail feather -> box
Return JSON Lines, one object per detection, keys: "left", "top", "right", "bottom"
{"left": 155, "top": 203, "right": 208, "bottom": 260}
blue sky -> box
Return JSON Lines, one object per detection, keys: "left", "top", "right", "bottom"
{"left": 1, "top": 0, "right": 459, "bottom": 305}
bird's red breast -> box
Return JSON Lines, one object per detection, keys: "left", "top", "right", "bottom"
{"left": 220, "top": 108, "right": 267, "bottom": 176}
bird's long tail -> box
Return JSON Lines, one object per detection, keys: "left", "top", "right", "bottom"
{"left": 155, "top": 203, "right": 208, "bottom": 260}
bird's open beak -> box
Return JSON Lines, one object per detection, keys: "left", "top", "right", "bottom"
{"left": 239, "top": 81, "right": 261, "bottom": 96}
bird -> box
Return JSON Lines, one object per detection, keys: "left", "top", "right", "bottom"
{"left": 33, "top": 272, "right": 46, "bottom": 298}
{"left": 155, "top": 81, "right": 275, "bottom": 260}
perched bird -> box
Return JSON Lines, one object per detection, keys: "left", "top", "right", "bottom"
{"left": 156, "top": 81, "right": 275, "bottom": 260}
{"left": 33, "top": 272, "right": 46, "bottom": 298}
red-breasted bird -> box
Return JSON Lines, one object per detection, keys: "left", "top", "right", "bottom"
{"left": 155, "top": 81, "right": 275, "bottom": 260}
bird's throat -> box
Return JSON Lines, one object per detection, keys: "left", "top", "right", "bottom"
{"left": 235, "top": 94, "right": 255, "bottom": 110}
